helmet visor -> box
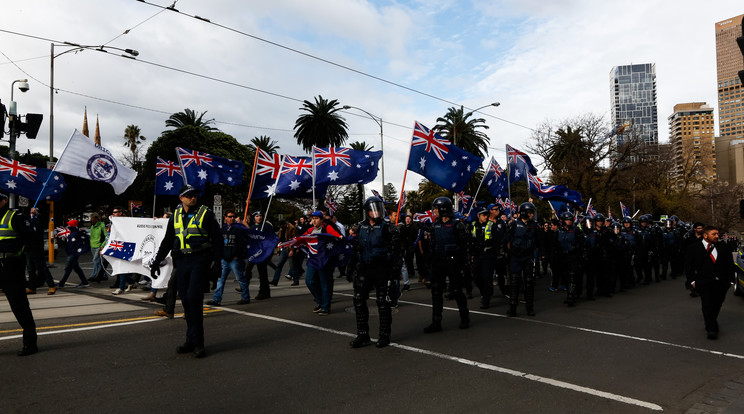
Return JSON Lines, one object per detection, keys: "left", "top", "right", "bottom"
{"left": 368, "top": 202, "right": 385, "bottom": 219}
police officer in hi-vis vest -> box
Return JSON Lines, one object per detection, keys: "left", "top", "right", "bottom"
{"left": 0, "top": 191, "right": 38, "bottom": 356}
{"left": 151, "top": 185, "right": 222, "bottom": 358}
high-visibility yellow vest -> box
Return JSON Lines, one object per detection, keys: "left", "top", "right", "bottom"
{"left": 471, "top": 220, "right": 493, "bottom": 240}
{"left": 173, "top": 205, "right": 211, "bottom": 254}
{"left": 0, "top": 210, "right": 22, "bottom": 254}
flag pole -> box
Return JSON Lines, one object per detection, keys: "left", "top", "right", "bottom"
{"left": 395, "top": 124, "right": 417, "bottom": 226}
{"left": 506, "top": 145, "right": 511, "bottom": 203}
{"left": 176, "top": 148, "right": 188, "bottom": 186}
{"left": 311, "top": 146, "right": 317, "bottom": 209}
{"left": 34, "top": 129, "right": 78, "bottom": 208}
{"left": 547, "top": 200, "right": 556, "bottom": 219}
{"left": 585, "top": 198, "right": 592, "bottom": 215}
{"left": 632, "top": 209, "right": 640, "bottom": 219}
{"left": 243, "top": 148, "right": 260, "bottom": 223}
{"left": 465, "top": 159, "right": 489, "bottom": 219}
{"left": 153, "top": 194, "right": 157, "bottom": 218}
{"left": 261, "top": 195, "right": 273, "bottom": 232}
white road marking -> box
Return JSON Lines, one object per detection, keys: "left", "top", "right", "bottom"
{"left": 337, "top": 292, "right": 744, "bottom": 361}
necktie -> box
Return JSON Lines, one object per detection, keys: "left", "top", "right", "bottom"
{"left": 707, "top": 244, "right": 715, "bottom": 263}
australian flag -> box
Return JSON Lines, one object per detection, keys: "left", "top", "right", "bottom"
{"left": 155, "top": 157, "right": 184, "bottom": 196}
{"left": 407, "top": 121, "right": 482, "bottom": 193}
{"left": 484, "top": 157, "right": 508, "bottom": 198}
{"left": 586, "top": 201, "right": 598, "bottom": 217}
{"left": 507, "top": 144, "right": 538, "bottom": 184}
{"left": 244, "top": 227, "right": 279, "bottom": 264}
{"left": 620, "top": 202, "right": 630, "bottom": 218}
{"left": 413, "top": 210, "right": 435, "bottom": 223}
{"left": 457, "top": 192, "right": 473, "bottom": 214}
{"left": 273, "top": 155, "right": 326, "bottom": 199}
{"left": 526, "top": 172, "right": 585, "bottom": 207}
{"left": 0, "top": 155, "right": 66, "bottom": 201}
{"left": 177, "top": 147, "right": 244, "bottom": 191}
{"left": 102, "top": 239, "right": 136, "bottom": 261}
{"left": 251, "top": 148, "right": 282, "bottom": 200}
{"left": 278, "top": 233, "right": 345, "bottom": 269}
{"left": 313, "top": 147, "right": 381, "bottom": 186}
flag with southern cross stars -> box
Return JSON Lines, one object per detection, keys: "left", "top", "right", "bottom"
{"left": 313, "top": 146, "right": 382, "bottom": 186}
{"left": 102, "top": 239, "right": 136, "bottom": 261}
{"left": 0, "top": 155, "right": 66, "bottom": 201}
{"left": 506, "top": 144, "right": 538, "bottom": 184}
{"left": 154, "top": 157, "right": 184, "bottom": 196}
{"left": 271, "top": 155, "right": 326, "bottom": 199}
{"left": 483, "top": 157, "right": 508, "bottom": 198}
{"left": 250, "top": 148, "right": 282, "bottom": 200}
{"left": 525, "top": 172, "right": 585, "bottom": 207}
{"left": 406, "top": 121, "right": 482, "bottom": 193}
{"left": 413, "top": 210, "right": 435, "bottom": 223}
{"left": 176, "top": 147, "right": 244, "bottom": 191}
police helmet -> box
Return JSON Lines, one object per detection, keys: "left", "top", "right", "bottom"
{"left": 432, "top": 197, "right": 454, "bottom": 217}
{"left": 559, "top": 211, "right": 574, "bottom": 221}
{"left": 664, "top": 218, "right": 673, "bottom": 228}
{"left": 638, "top": 215, "right": 650, "bottom": 224}
{"left": 670, "top": 215, "right": 679, "bottom": 223}
{"left": 518, "top": 202, "right": 536, "bottom": 215}
{"left": 610, "top": 222, "right": 622, "bottom": 233}
{"left": 594, "top": 213, "right": 605, "bottom": 222}
{"left": 621, "top": 217, "right": 633, "bottom": 224}
{"left": 364, "top": 196, "right": 386, "bottom": 219}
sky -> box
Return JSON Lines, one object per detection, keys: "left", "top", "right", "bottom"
{"left": 0, "top": 0, "right": 742, "bottom": 197}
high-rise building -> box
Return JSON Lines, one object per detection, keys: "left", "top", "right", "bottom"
{"left": 668, "top": 102, "right": 716, "bottom": 186}
{"left": 714, "top": 14, "right": 744, "bottom": 184}
{"left": 609, "top": 63, "right": 659, "bottom": 150}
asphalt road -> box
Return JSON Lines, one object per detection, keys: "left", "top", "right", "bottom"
{"left": 2, "top": 255, "right": 744, "bottom": 413}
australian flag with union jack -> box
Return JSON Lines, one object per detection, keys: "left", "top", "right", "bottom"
{"left": 313, "top": 147, "right": 381, "bottom": 186}
{"left": 154, "top": 157, "right": 184, "bottom": 196}
{"left": 250, "top": 148, "right": 282, "bottom": 200}
{"left": 506, "top": 144, "right": 538, "bottom": 184}
{"left": 272, "top": 155, "right": 326, "bottom": 199}
{"left": 102, "top": 239, "right": 136, "bottom": 261}
{"left": 176, "top": 147, "right": 244, "bottom": 191}
{"left": 0, "top": 155, "right": 66, "bottom": 201}
{"left": 406, "top": 121, "right": 482, "bottom": 193}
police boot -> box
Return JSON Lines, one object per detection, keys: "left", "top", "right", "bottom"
{"left": 506, "top": 304, "right": 517, "bottom": 317}
{"left": 424, "top": 321, "right": 442, "bottom": 333}
{"left": 376, "top": 335, "right": 390, "bottom": 348}
{"left": 350, "top": 334, "right": 372, "bottom": 348}
{"left": 459, "top": 317, "right": 470, "bottom": 329}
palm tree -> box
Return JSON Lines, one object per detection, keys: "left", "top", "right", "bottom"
{"left": 248, "top": 135, "right": 279, "bottom": 155}
{"left": 433, "top": 106, "right": 490, "bottom": 160}
{"left": 350, "top": 141, "right": 373, "bottom": 216}
{"left": 123, "top": 124, "right": 146, "bottom": 168}
{"left": 294, "top": 95, "right": 348, "bottom": 153}
{"left": 164, "top": 108, "right": 217, "bottom": 131}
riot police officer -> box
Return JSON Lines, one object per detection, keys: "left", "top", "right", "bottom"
{"left": 606, "top": 222, "right": 630, "bottom": 294}
{"left": 470, "top": 208, "right": 496, "bottom": 309}
{"left": 660, "top": 219, "right": 677, "bottom": 280}
{"left": 0, "top": 191, "right": 38, "bottom": 356}
{"left": 556, "top": 211, "right": 584, "bottom": 306}
{"left": 635, "top": 215, "right": 654, "bottom": 285}
{"left": 620, "top": 217, "right": 639, "bottom": 288}
{"left": 350, "top": 197, "right": 401, "bottom": 348}
{"left": 424, "top": 197, "right": 470, "bottom": 333}
{"left": 151, "top": 185, "right": 222, "bottom": 358}
{"left": 583, "top": 214, "right": 604, "bottom": 300}
{"left": 506, "top": 202, "right": 538, "bottom": 316}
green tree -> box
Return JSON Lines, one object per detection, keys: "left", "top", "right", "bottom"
{"left": 123, "top": 124, "right": 146, "bottom": 171}
{"left": 349, "top": 141, "right": 373, "bottom": 216}
{"left": 164, "top": 108, "right": 217, "bottom": 132}
{"left": 433, "top": 106, "right": 490, "bottom": 160}
{"left": 294, "top": 95, "right": 348, "bottom": 153}
{"left": 247, "top": 135, "right": 279, "bottom": 156}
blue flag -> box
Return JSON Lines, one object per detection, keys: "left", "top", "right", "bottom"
{"left": 250, "top": 148, "right": 282, "bottom": 200}
{"left": 102, "top": 239, "right": 136, "bottom": 260}
{"left": 620, "top": 201, "right": 630, "bottom": 218}
{"left": 407, "top": 121, "right": 482, "bottom": 193}
{"left": 313, "top": 147, "right": 382, "bottom": 186}
{"left": 244, "top": 227, "right": 279, "bottom": 264}
{"left": 507, "top": 144, "right": 538, "bottom": 184}
{"left": 273, "top": 155, "right": 326, "bottom": 198}
{"left": 0, "top": 155, "right": 66, "bottom": 201}
{"left": 484, "top": 157, "right": 508, "bottom": 198}
{"left": 177, "top": 147, "right": 244, "bottom": 190}
{"left": 155, "top": 157, "right": 184, "bottom": 196}
{"left": 526, "top": 172, "right": 585, "bottom": 207}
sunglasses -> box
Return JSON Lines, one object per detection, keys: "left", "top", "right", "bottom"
{"left": 112, "top": 211, "right": 121, "bottom": 214}
{"left": 225, "top": 215, "right": 236, "bottom": 218}
{"left": 182, "top": 194, "right": 197, "bottom": 198}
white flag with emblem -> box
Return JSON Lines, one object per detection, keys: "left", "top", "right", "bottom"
{"left": 54, "top": 129, "right": 137, "bottom": 194}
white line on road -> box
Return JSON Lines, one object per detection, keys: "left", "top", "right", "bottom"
{"left": 216, "top": 306, "right": 663, "bottom": 412}
{"left": 336, "top": 292, "right": 744, "bottom": 361}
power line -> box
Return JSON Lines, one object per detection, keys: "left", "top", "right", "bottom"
{"left": 136, "top": 0, "right": 536, "bottom": 132}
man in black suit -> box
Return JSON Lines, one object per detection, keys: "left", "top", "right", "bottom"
{"left": 685, "top": 225, "right": 735, "bottom": 339}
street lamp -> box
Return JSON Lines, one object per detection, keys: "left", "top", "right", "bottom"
{"left": 49, "top": 42, "right": 139, "bottom": 160}
{"left": 342, "top": 105, "right": 385, "bottom": 194}
{"left": 46, "top": 43, "right": 138, "bottom": 263}
{"left": 454, "top": 102, "right": 500, "bottom": 146}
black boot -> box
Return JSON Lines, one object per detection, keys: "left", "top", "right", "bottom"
{"left": 424, "top": 321, "right": 442, "bottom": 333}
{"left": 350, "top": 334, "right": 372, "bottom": 348}
{"left": 375, "top": 335, "right": 390, "bottom": 348}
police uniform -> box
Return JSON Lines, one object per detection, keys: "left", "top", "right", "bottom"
{"left": 152, "top": 189, "right": 222, "bottom": 358}
{"left": 425, "top": 197, "right": 470, "bottom": 332}
{"left": 470, "top": 214, "right": 496, "bottom": 308}
{"left": 350, "top": 197, "right": 401, "bottom": 348}
{"left": 0, "top": 198, "right": 38, "bottom": 356}
{"left": 556, "top": 218, "right": 584, "bottom": 306}
{"left": 506, "top": 203, "right": 538, "bottom": 316}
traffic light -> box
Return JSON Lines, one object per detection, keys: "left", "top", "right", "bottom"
{"left": 0, "top": 100, "right": 5, "bottom": 138}
{"left": 19, "top": 113, "right": 43, "bottom": 139}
